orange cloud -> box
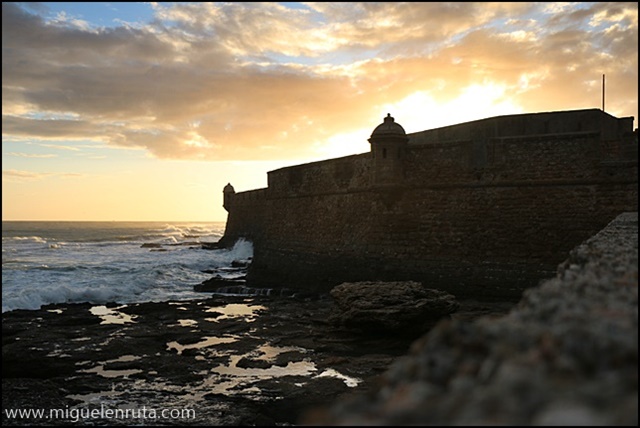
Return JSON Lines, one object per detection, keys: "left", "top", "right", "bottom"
{"left": 2, "top": 169, "right": 54, "bottom": 181}
{"left": 2, "top": 2, "right": 637, "bottom": 163}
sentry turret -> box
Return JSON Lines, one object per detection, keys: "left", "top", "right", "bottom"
{"left": 369, "top": 113, "right": 409, "bottom": 185}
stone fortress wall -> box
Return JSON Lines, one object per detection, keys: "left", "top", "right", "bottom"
{"left": 220, "top": 109, "right": 638, "bottom": 299}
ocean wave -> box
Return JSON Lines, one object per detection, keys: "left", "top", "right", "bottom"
{"left": 1, "top": 222, "right": 236, "bottom": 312}
{"left": 1, "top": 281, "right": 150, "bottom": 313}
{"left": 2, "top": 222, "right": 225, "bottom": 245}
{"left": 5, "top": 236, "right": 47, "bottom": 243}
{"left": 228, "top": 238, "right": 253, "bottom": 261}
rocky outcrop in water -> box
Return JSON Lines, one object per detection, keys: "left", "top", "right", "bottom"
{"left": 193, "top": 276, "right": 247, "bottom": 292}
{"left": 308, "top": 212, "right": 639, "bottom": 426}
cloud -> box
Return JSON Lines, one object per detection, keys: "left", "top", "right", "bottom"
{"left": 3, "top": 116, "right": 99, "bottom": 141}
{"left": 2, "top": 169, "right": 53, "bottom": 181}
{"left": 4, "top": 152, "right": 58, "bottom": 158}
{"left": 2, "top": 169, "right": 84, "bottom": 182}
{"left": 2, "top": 2, "right": 637, "bottom": 163}
{"left": 38, "top": 144, "right": 82, "bottom": 151}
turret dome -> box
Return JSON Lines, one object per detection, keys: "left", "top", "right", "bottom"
{"left": 370, "top": 113, "right": 407, "bottom": 137}
{"left": 223, "top": 183, "right": 235, "bottom": 193}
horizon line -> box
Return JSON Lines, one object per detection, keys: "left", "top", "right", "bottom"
{"left": 2, "top": 219, "right": 227, "bottom": 223}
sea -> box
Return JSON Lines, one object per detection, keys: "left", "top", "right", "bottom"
{"left": 1, "top": 221, "right": 253, "bottom": 313}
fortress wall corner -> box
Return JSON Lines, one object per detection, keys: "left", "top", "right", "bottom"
{"left": 219, "top": 188, "right": 269, "bottom": 247}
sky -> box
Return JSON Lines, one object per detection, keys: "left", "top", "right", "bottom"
{"left": 2, "top": 2, "right": 638, "bottom": 222}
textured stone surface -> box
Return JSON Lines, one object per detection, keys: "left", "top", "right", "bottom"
{"left": 2, "top": 295, "right": 410, "bottom": 426}
{"left": 3, "top": 292, "right": 516, "bottom": 426}
{"left": 329, "top": 281, "right": 459, "bottom": 334}
{"left": 222, "top": 110, "right": 637, "bottom": 297}
{"left": 307, "top": 212, "right": 638, "bottom": 425}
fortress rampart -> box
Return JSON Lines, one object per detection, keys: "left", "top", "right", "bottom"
{"left": 220, "top": 109, "right": 638, "bottom": 299}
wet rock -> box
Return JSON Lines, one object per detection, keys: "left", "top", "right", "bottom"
{"left": 201, "top": 242, "right": 223, "bottom": 250}
{"left": 235, "top": 357, "right": 273, "bottom": 369}
{"left": 140, "top": 243, "right": 162, "bottom": 248}
{"left": 194, "top": 276, "right": 246, "bottom": 292}
{"left": 252, "top": 376, "right": 351, "bottom": 423}
{"left": 329, "top": 281, "right": 459, "bottom": 335}
{"left": 273, "top": 350, "right": 308, "bottom": 367}
{"left": 2, "top": 284, "right": 513, "bottom": 425}
{"left": 2, "top": 294, "right": 416, "bottom": 425}
{"left": 231, "top": 259, "right": 251, "bottom": 268}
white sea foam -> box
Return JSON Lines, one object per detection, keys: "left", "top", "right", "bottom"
{"left": 223, "top": 238, "right": 253, "bottom": 262}
{"left": 1, "top": 222, "right": 248, "bottom": 313}
{"left": 7, "top": 236, "right": 47, "bottom": 243}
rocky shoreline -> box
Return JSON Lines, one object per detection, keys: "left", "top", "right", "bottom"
{"left": 2, "top": 288, "right": 513, "bottom": 426}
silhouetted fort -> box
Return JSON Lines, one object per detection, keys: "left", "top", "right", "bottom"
{"left": 220, "top": 108, "right": 638, "bottom": 298}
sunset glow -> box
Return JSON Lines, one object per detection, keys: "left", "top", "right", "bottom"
{"left": 2, "top": 2, "right": 638, "bottom": 221}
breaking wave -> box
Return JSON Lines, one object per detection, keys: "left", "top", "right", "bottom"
{"left": 2, "top": 222, "right": 252, "bottom": 313}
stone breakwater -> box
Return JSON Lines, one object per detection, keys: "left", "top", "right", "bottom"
{"left": 307, "top": 212, "right": 638, "bottom": 425}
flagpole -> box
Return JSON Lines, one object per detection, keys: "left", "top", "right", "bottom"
{"left": 602, "top": 74, "right": 605, "bottom": 112}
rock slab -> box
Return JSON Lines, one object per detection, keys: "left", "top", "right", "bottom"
{"left": 329, "top": 281, "right": 459, "bottom": 335}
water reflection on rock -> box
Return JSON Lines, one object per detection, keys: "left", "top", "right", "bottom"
{"left": 3, "top": 295, "right": 506, "bottom": 425}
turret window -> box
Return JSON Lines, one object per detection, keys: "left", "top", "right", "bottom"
{"left": 382, "top": 148, "right": 387, "bottom": 159}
